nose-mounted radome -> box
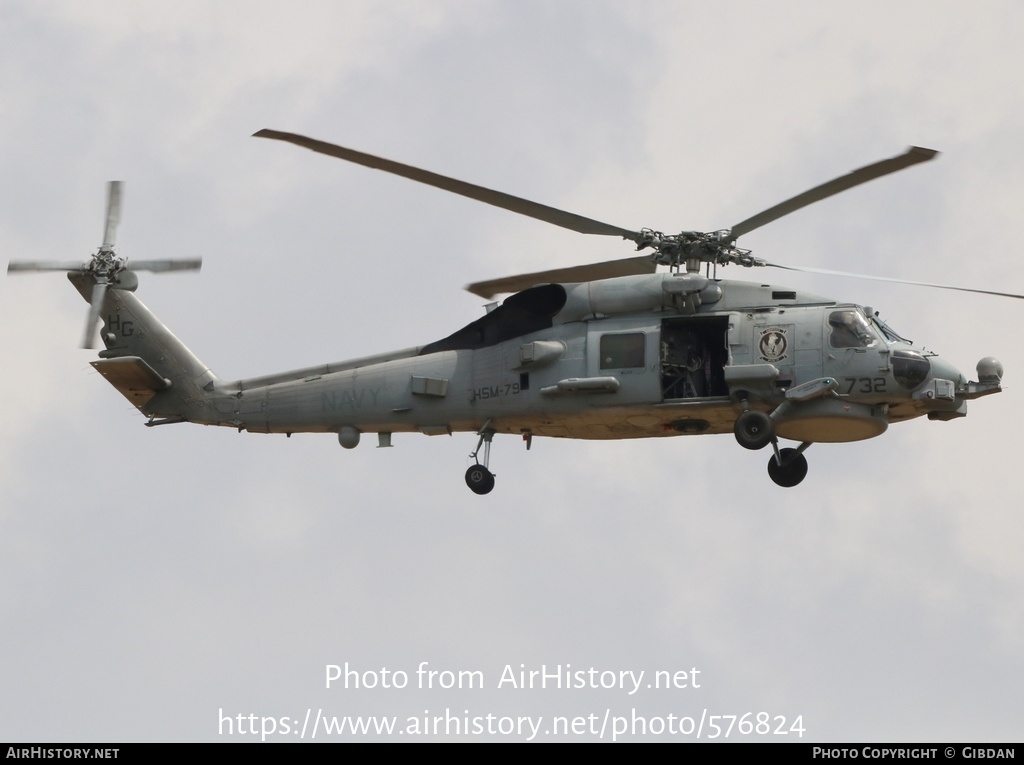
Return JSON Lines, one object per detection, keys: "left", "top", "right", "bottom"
{"left": 913, "top": 354, "right": 1002, "bottom": 421}
{"left": 977, "top": 357, "right": 1004, "bottom": 384}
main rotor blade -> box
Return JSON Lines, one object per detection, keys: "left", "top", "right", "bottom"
{"left": 82, "top": 279, "right": 108, "bottom": 349}
{"left": 730, "top": 147, "right": 939, "bottom": 240}
{"left": 102, "top": 181, "right": 123, "bottom": 250}
{"left": 467, "top": 255, "right": 656, "bottom": 298}
{"left": 8, "top": 260, "right": 87, "bottom": 273}
{"left": 127, "top": 258, "right": 202, "bottom": 273}
{"left": 255, "top": 129, "right": 639, "bottom": 239}
{"left": 763, "top": 261, "right": 1024, "bottom": 300}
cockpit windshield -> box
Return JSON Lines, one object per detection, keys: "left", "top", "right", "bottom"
{"left": 869, "top": 314, "right": 912, "bottom": 344}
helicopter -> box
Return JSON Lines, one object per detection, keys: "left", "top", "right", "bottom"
{"left": 7, "top": 131, "right": 1018, "bottom": 494}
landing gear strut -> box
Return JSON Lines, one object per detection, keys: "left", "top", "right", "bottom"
{"left": 767, "top": 441, "right": 810, "bottom": 487}
{"left": 466, "top": 423, "right": 496, "bottom": 495}
{"left": 734, "top": 400, "right": 812, "bottom": 487}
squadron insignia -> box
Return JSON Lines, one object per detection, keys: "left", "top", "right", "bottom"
{"left": 758, "top": 326, "right": 789, "bottom": 362}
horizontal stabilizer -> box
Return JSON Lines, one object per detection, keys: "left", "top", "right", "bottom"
{"left": 90, "top": 356, "right": 171, "bottom": 410}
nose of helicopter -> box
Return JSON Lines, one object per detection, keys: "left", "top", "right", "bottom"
{"left": 927, "top": 355, "right": 967, "bottom": 388}
{"left": 914, "top": 353, "right": 1004, "bottom": 420}
{"left": 909, "top": 353, "right": 967, "bottom": 420}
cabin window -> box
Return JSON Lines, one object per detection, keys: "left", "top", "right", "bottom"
{"left": 600, "top": 333, "right": 645, "bottom": 370}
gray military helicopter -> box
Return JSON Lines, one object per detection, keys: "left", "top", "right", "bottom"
{"left": 8, "top": 131, "right": 1017, "bottom": 493}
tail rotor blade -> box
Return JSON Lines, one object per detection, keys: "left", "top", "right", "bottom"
{"left": 127, "top": 258, "right": 202, "bottom": 273}
{"left": 102, "top": 181, "right": 123, "bottom": 250}
{"left": 82, "top": 279, "right": 108, "bottom": 349}
{"left": 8, "top": 260, "right": 88, "bottom": 273}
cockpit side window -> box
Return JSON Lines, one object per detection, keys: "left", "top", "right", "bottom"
{"left": 828, "top": 310, "right": 877, "bottom": 349}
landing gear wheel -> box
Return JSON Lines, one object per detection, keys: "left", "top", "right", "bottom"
{"left": 465, "top": 464, "right": 495, "bottom": 495}
{"left": 767, "top": 448, "right": 808, "bottom": 488}
{"left": 734, "top": 410, "right": 774, "bottom": 450}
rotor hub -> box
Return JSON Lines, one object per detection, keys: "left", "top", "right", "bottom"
{"left": 89, "top": 248, "right": 126, "bottom": 278}
{"left": 635, "top": 228, "right": 763, "bottom": 271}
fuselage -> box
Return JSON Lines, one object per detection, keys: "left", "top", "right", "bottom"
{"left": 100, "top": 272, "right": 995, "bottom": 447}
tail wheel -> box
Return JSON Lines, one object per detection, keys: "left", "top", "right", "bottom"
{"left": 465, "top": 465, "right": 495, "bottom": 495}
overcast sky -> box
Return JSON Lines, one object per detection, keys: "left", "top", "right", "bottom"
{"left": 2, "top": 0, "right": 1023, "bottom": 742}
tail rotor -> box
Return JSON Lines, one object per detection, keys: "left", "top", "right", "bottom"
{"left": 7, "top": 182, "right": 202, "bottom": 348}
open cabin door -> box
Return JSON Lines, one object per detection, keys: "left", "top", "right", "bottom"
{"left": 660, "top": 316, "right": 730, "bottom": 400}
